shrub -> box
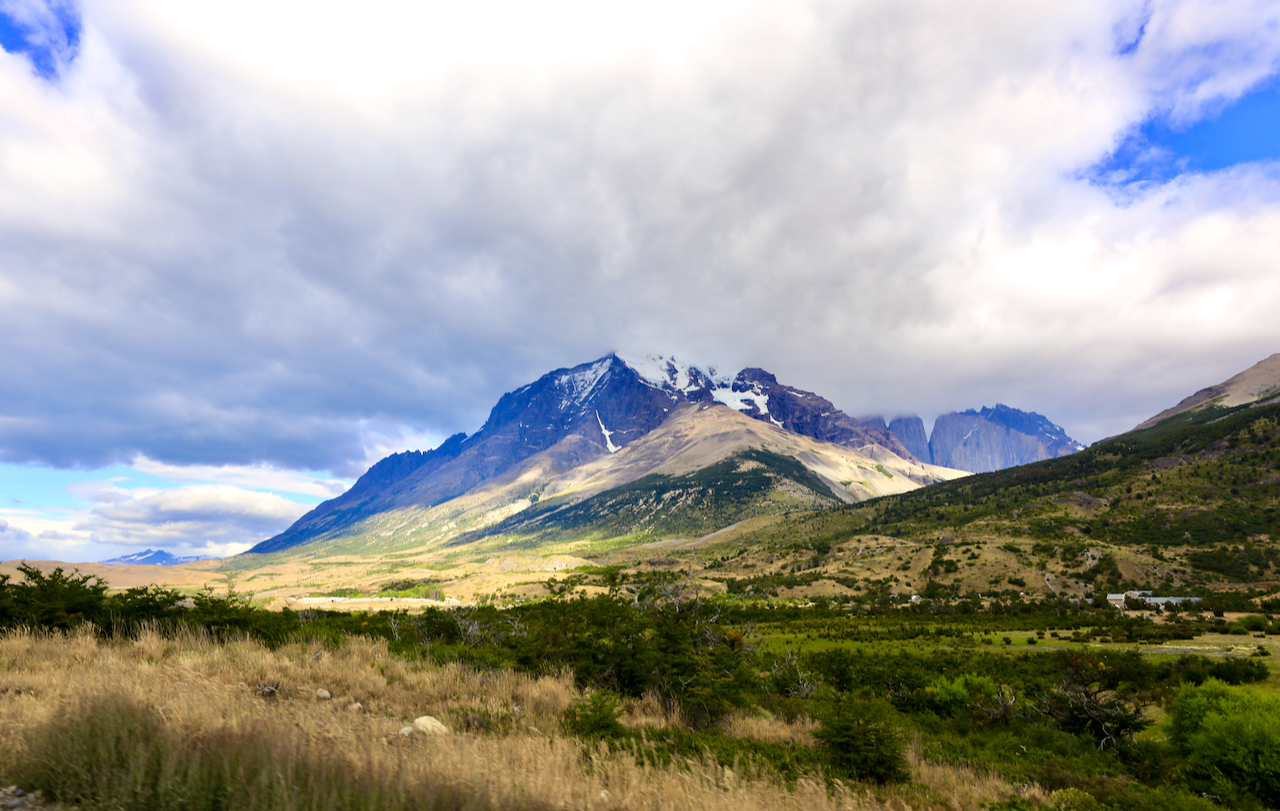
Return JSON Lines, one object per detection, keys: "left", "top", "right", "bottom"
{"left": 1169, "top": 679, "right": 1280, "bottom": 807}
{"left": 925, "top": 673, "right": 998, "bottom": 717}
{"left": 1237, "top": 614, "right": 1269, "bottom": 632}
{"left": 561, "top": 690, "right": 626, "bottom": 740}
{"left": 0, "top": 564, "right": 108, "bottom": 629}
{"left": 813, "top": 698, "right": 909, "bottom": 784}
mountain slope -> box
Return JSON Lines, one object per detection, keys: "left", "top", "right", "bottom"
{"left": 446, "top": 403, "right": 967, "bottom": 550}
{"left": 251, "top": 356, "right": 682, "bottom": 553}
{"left": 889, "top": 415, "right": 931, "bottom": 464}
{"left": 863, "top": 406, "right": 1082, "bottom": 473}
{"left": 1135, "top": 352, "right": 1280, "bottom": 430}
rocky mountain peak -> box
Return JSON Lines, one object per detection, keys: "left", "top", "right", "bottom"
{"left": 862, "top": 406, "right": 1082, "bottom": 473}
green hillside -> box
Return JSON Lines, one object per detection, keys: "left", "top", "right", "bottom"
{"left": 718, "top": 402, "right": 1280, "bottom": 593}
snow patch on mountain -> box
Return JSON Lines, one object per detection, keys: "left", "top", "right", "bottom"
{"left": 556, "top": 357, "right": 613, "bottom": 409}
{"left": 713, "top": 388, "right": 769, "bottom": 415}
{"left": 596, "top": 411, "right": 619, "bottom": 453}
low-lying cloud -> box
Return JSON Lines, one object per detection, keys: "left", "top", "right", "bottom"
{"left": 0, "top": 0, "right": 1278, "bottom": 487}
{"left": 0, "top": 483, "right": 309, "bottom": 561}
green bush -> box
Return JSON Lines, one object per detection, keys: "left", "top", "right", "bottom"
{"left": 814, "top": 698, "right": 909, "bottom": 784}
{"left": 561, "top": 691, "right": 626, "bottom": 740}
{"left": 1237, "top": 614, "right": 1269, "bottom": 632}
{"left": 1169, "top": 679, "right": 1280, "bottom": 807}
{"left": 925, "top": 673, "right": 998, "bottom": 717}
{"left": 0, "top": 564, "right": 108, "bottom": 630}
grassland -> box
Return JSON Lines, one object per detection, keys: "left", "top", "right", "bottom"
{"left": 0, "top": 627, "right": 1058, "bottom": 811}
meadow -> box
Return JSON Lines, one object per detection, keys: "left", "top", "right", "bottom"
{"left": 2, "top": 566, "right": 1279, "bottom": 811}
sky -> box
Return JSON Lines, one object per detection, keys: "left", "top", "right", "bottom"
{"left": 1, "top": 0, "right": 1278, "bottom": 563}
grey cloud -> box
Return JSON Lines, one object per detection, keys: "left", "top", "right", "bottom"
{"left": 1, "top": 0, "right": 1278, "bottom": 479}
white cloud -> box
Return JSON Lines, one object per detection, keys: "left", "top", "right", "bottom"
{"left": 73, "top": 483, "right": 309, "bottom": 550}
{"left": 0, "top": 0, "right": 1277, "bottom": 480}
{"left": 0, "top": 483, "right": 310, "bottom": 562}
{"left": 129, "top": 456, "right": 350, "bottom": 499}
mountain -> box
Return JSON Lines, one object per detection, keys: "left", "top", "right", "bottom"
{"left": 247, "top": 354, "right": 960, "bottom": 556}
{"left": 863, "top": 406, "right": 1083, "bottom": 473}
{"left": 444, "top": 402, "right": 958, "bottom": 551}
{"left": 102, "top": 549, "right": 209, "bottom": 566}
{"left": 928, "top": 405, "right": 1084, "bottom": 473}
{"left": 1134, "top": 352, "right": 1280, "bottom": 431}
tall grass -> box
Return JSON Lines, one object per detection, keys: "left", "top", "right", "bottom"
{"left": 0, "top": 627, "right": 1047, "bottom": 811}
{"left": 21, "top": 691, "right": 498, "bottom": 811}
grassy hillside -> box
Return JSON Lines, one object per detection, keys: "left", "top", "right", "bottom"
{"left": 695, "top": 403, "right": 1280, "bottom": 596}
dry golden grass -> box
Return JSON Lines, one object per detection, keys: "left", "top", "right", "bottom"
{"left": 720, "top": 710, "right": 819, "bottom": 746}
{"left": 0, "top": 628, "right": 1045, "bottom": 811}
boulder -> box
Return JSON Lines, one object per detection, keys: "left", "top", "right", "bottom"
{"left": 413, "top": 715, "right": 449, "bottom": 735}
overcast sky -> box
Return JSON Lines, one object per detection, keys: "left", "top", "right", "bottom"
{"left": 1, "top": 0, "right": 1278, "bottom": 562}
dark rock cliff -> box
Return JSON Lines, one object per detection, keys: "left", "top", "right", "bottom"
{"left": 888, "top": 415, "right": 932, "bottom": 464}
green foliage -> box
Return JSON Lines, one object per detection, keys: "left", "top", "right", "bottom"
{"left": 1169, "top": 679, "right": 1280, "bottom": 807}
{"left": 625, "top": 727, "right": 823, "bottom": 782}
{"left": 925, "top": 673, "right": 999, "bottom": 717}
{"left": 813, "top": 697, "right": 909, "bottom": 784}
{"left": 1172, "top": 654, "right": 1269, "bottom": 685}
{"left": 0, "top": 564, "right": 108, "bottom": 630}
{"left": 1034, "top": 650, "right": 1158, "bottom": 751}
{"left": 561, "top": 691, "right": 625, "bottom": 739}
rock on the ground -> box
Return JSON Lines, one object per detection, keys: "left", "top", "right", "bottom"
{"left": 413, "top": 715, "right": 449, "bottom": 735}
{"left": 315, "top": 688, "right": 331, "bottom": 700}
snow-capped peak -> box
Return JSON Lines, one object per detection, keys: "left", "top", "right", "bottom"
{"left": 617, "top": 353, "right": 736, "bottom": 393}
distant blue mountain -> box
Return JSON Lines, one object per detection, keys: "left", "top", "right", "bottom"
{"left": 862, "top": 406, "right": 1083, "bottom": 473}
{"left": 102, "top": 549, "right": 211, "bottom": 566}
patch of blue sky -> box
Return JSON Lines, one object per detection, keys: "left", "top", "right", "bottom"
{"left": 0, "top": 461, "right": 330, "bottom": 511}
{"left": 0, "top": 0, "right": 81, "bottom": 79}
{"left": 1089, "top": 77, "right": 1280, "bottom": 187}
{"left": 0, "top": 462, "right": 166, "bottom": 510}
